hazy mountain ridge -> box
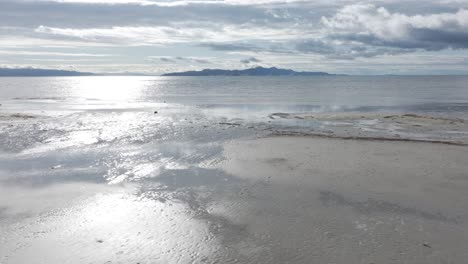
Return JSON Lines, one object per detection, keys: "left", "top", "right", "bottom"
{"left": 0, "top": 68, "right": 95, "bottom": 77}
{"left": 162, "top": 67, "right": 335, "bottom": 76}
{"left": 0, "top": 67, "right": 337, "bottom": 77}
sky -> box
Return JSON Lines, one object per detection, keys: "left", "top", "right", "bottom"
{"left": 1, "top": 0, "right": 468, "bottom": 75}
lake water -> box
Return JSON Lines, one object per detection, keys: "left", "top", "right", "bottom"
{"left": 1, "top": 76, "right": 468, "bottom": 116}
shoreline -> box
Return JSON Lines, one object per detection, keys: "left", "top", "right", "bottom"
{"left": 269, "top": 131, "right": 468, "bottom": 146}
{"left": 2, "top": 112, "right": 468, "bottom": 263}
{"left": 1, "top": 75, "right": 468, "bottom": 263}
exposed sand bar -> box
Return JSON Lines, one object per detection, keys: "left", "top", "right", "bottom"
{"left": 267, "top": 112, "right": 468, "bottom": 145}
{"left": 219, "top": 136, "right": 468, "bottom": 263}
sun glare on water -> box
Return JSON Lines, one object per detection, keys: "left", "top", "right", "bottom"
{"left": 65, "top": 76, "right": 151, "bottom": 102}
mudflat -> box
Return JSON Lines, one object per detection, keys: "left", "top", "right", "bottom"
{"left": 219, "top": 136, "right": 468, "bottom": 263}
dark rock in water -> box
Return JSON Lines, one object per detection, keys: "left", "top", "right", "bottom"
{"left": 10, "top": 113, "right": 36, "bottom": 119}
{"left": 154, "top": 111, "right": 158, "bottom": 114}
{"left": 403, "top": 114, "right": 421, "bottom": 118}
{"left": 219, "top": 122, "right": 241, "bottom": 126}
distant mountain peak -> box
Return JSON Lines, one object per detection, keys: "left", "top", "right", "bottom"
{"left": 162, "top": 66, "right": 334, "bottom": 76}
{"left": 0, "top": 67, "right": 94, "bottom": 77}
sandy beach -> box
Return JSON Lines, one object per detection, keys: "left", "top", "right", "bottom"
{"left": 2, "top": 132, "right": 467, "bottom": 263}
{"left": 1, "top": 76, "right": 468, "bottom": 263}
{"left": 221, "top": 136, "right": 468, "bottom": 263}
{"left": 3, "top": 0, "right": 468, "bottom": 261}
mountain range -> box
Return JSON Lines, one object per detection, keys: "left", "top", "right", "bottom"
{"left": 0, "top": 68, "right": 94, "bottom": 77}
{"left": 0, "top": 67, "right": 336, "bottom": 77}
{"left": 162, "top": 67, "right": 334, "bottom": 76}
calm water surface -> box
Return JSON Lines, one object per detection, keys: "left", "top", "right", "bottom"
{"left": 1, "top": 76, "right": 467, "bottom": 115}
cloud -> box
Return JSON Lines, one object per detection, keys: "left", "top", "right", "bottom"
{"left": 320, "top": 4, "right": 468, "bottom": 52}
{"left": 148, "top": 56, "right": 213, "bottom": 64}
{"left": 0, "top": 1, "right": 293, "bottom": 28}
{"left": 14, "top": 1, "right": 468, "bottom": 55}
{"left": 293, "top": 4, "right": 468, "bottom": 59}
{"left": 35, "top": 25, "right": 195, "bottom": 44}
{"left": 199, "top": 42, "right": 293, "bottom": 55}
{"left": 33, "top": 0, "right": 321, "bottom": 6}
{"left": 159, "top": 57, "right": 177, "bottom": 62}
{"left": 177, "top": 57, "right": 211, "bottom": 64}
{"left": 2, "top": 0, "right": 468, "bottom": 74}
{"left": 240, "top": 57, "right": 261, "bottom": 64}
{"left": 199, "top": 42, "right": 262, "bottom": 51}
{"left": 0, "top": 50, "right": 112, "bottom": 57}
{"left": 34, "top": 23, "right": 302, "bottom": 45}
{"left": 295, "top": 39, "right": 335, "bottom": 55}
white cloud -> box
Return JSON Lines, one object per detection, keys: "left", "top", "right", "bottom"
{"left": 35, "top": 24, "right": 305, "bottom": 45}
{"left": 2, "top": 0, "right": 468, "bottom": 74}
{"left": 0, "top": 36, "right": 116, "bottom": 48}
{"left": 321, "top": 4, "right": 468, "bottom": 50}
{"left": 0, "top": 50, "right": 113, "bottom": 57}
{"left": 147, "top": 56, "right": 216, "bottom": 64}
{"left": 35, "top": 0, "right": 320, "bottom": 6}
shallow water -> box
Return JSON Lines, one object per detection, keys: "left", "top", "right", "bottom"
{"left": 1, "top": 76, "right": 468, "bottom": 263}
{"left": 1, "top": 76, "right": 467, "bottom": 143}
{"left": 1, "top": 75, "right": 468, "bottom": 114}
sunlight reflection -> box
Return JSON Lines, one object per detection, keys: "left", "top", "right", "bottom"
{"left": 65, "top": 76, "right": 150, "bottom": 101}
{"left": 64, "top": 192, "right": 219, "bottom": 263}
{"left": 1, "top": 186, "right": 221, "bottom": 263}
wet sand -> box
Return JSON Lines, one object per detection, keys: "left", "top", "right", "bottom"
{"left": 267, "top": 112, "right": 468, "bottom": 145}
{"left": 2, "top": 133, "right": 468, "bottom": 263}
{"left": 220, "top": 136, "right": 468, "bottom": 263}
{"left": 1, "top": 104, "right": 468, "bottom": 264}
